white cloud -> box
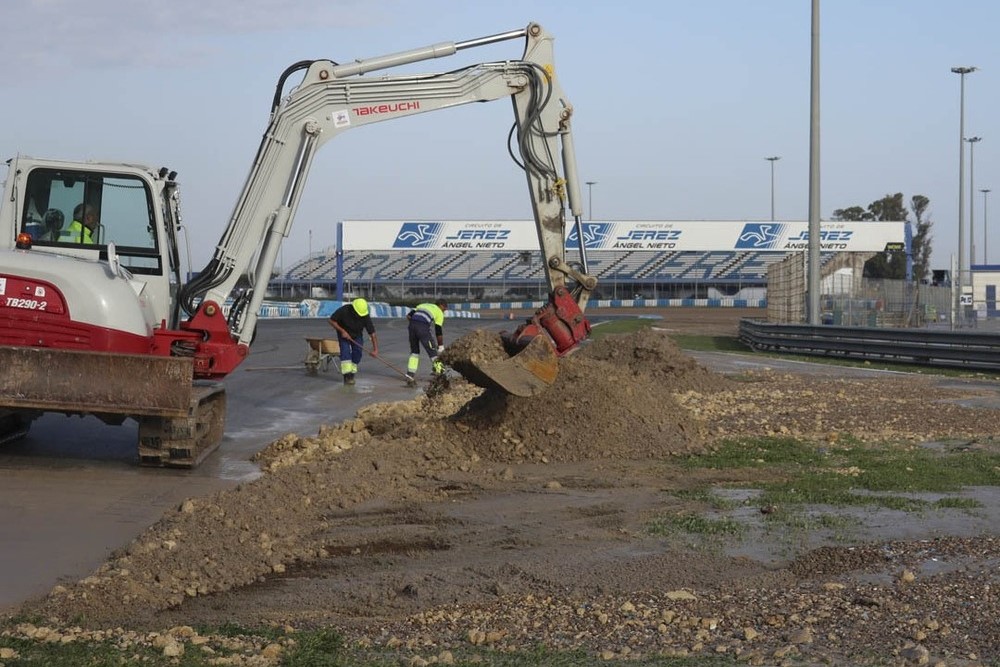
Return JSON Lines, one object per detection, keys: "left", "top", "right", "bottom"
{"left": 2, "top": 0, "right": 393, "bottom": 72}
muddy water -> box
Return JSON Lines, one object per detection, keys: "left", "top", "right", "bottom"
{"left": 712, "top": 485, "right": 1000, "bottom": 568}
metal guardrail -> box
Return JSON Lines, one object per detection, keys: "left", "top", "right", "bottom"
{"left": 738, "top": 319, "right": 1000, "bottom": 372}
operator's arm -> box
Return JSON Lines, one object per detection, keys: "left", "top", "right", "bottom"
{"left": 368, "top": 325, "right": 379, "bottom": 357}
{"left": 434, "top": 323, "right": 444, "bottom": 349}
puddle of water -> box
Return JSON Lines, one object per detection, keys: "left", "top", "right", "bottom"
{"left": 712, "top": 488, "right": 762, "bottom": 504}
{"left": 215, "top": 458, "right": 263, "bottom": 482}
{"left": 705, "top": 486, "right": 1000, "bottom": 567}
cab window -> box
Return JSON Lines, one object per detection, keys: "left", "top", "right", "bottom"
{"left": 20, "top": 168, "right": 162, "bottom": 274}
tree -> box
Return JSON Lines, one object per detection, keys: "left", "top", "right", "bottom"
{"left": 832, "top": 193, "right": 932, "bottom": 280}
{"left": 909, "top": 195, "right": 932, "bottom": 284}
{"left": 831, "top": 205, "right": 872, "bottom": 221}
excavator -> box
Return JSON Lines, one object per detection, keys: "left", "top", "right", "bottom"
{"left": 0, "top": 22, "right": 595, "bottom": 467}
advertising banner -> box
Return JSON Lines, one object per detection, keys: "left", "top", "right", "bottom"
{"left": 343, "top": 220, "right": 905, "bottom": 253}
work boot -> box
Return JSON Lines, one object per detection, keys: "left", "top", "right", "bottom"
{"left": 343, "top": 373, "right": 356, "bottom": 386}
{"left": 405, "top": 373, "right": 417, "bottom": 387}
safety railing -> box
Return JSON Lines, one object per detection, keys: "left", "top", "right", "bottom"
{"left": 738, "top": 319, "right": 1000, "bottom": 372}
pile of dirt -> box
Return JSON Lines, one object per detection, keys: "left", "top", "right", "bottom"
{"left": 444, "top": 328, "right": 734, "bottom": 462}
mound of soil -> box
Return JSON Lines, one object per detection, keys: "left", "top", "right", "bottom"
{"left": 446, "top": 328, "right": 734, "bottom": 462}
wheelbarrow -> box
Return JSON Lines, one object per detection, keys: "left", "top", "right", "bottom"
{"left": 304, "top": 338, "right": 340, "bottom": 376}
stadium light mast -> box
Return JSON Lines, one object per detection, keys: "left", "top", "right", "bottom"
{"left": 806, "top": 0, "right": 821, "bottom": 325}
{"left": 764, "top": 157, "right": 781, "bottom": 220}
{"left": 967, "top": 136, "right": 982, "bottom": 266}
{"left": 951, "top": 65, "right": 976, "bottom": 321}
{"left": 585, "top": 181, "right": 597, "bottom": 220}
{"left": 983, "top": 188, "right": 992, "bottom": 263}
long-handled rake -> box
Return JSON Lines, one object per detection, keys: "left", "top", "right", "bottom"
{"left": 347, "top": 338, "right": 415, "bottom": 383}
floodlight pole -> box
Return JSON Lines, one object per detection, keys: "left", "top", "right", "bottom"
{"left": 951, "top": 65, "right": 977, "bottom": 320}
{"left": 765, "top": 157, "right": 780, "bottom": 220}
{"left": 585, "top": 181, "right": 597, "bottom": 220}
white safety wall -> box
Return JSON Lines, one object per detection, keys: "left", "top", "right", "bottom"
{"left": 342, "top": 220, "right": 905, "bottom": 252}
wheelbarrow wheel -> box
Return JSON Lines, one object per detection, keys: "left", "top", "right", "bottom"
{"left": 304, "top": 348, "right": 321, "bottom": 376}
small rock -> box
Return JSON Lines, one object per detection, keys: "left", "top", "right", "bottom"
{"left": 899, "top": 644, "right": 929, "bottom": 665}
{"left": 666, "top": 590, "right": 697, "bottom": 601}
{"left": 162, "top": 640, "right": 184, "bottom": 657}
{"left": 789, "top": 627, "right": 813, "bottom": 644}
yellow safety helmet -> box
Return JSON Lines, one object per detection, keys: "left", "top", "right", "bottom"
{"left": 352, "top": 298, "right": 369, "bottom": 316}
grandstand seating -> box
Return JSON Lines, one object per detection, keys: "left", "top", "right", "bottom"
{"left": 279, "top": 249, "right": 836, "bottom": 298}
{"left": 285, "top": 249, "right": 838, "bottom": 282}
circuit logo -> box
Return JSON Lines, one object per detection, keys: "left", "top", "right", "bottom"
{"left": 393, "top": 222, "right": 444, "bottom": 248}
{"left": 566, "top": 222, "right": 613, "bottom": 249}
{"left": 445, "top": 229, "right": 511, "bottom": 241}
{"left": 735, "top": 223, "right": 787, "bottom": 249}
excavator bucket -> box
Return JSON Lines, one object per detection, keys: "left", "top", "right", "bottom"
{"left": 446, "top": 334, "right": 559, "bottom": 397}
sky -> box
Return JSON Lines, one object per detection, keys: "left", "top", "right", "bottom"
{"left": 1, "top": 0, "right": 998, "bottom": 272}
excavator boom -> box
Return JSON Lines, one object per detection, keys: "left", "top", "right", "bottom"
{"left": 179, "top": 21, "right": 594, "bottom": 395}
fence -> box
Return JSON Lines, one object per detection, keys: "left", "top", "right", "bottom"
{"left": 766, "top": 252, "right": 958, "bottom": 328}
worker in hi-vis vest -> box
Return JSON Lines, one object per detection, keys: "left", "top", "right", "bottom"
{"left": 328, "top": 298, "right": 379, "bottom": 385}
{"left": 405, "top": 300, "right": 447, "bottom": 386}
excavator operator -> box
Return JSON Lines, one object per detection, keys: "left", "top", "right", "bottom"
{"left": 59, "top": 203, "right": 99, "bottom": 244}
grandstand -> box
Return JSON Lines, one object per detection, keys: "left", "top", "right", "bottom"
{"left": 270, "top": 220, "right": 907, "bottom": 303}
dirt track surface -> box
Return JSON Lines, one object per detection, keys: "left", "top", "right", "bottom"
{"left": 11, "top": 307, "right": 1000, "bottom": 666}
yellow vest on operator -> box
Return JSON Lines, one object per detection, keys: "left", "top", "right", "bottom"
{"left": 58, "top": 220, "right": 94, "bottom": 244}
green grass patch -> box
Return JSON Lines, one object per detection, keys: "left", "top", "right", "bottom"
{"left": 282, "top": 628, "right": 344, "bottom": 667}
{"left": 763, "top": 510, "right": 861, "bottom": 531}
{"left": 0, "top": 628, "right": 744, "bottom": 667}
{"left": 668, "top": 334, "right": 749, "bottom": 353}
{"left": 933, "top": 496, "right": 983, "bottom": 510}
{"left": 672, "top": 488, "right": 739, "bottom": 510}
{"left": 0, "top": 637, "right": 120, "bottom": 666}
{"left": 589, "top": 318, "right": 655, "bottom": 338}
{"left": 197, "top": 622, "right": 284, "bottom": 641}
{"left": 646, "top": 514, "right": 746, "bottom": 537}
{"left": 681, "top": 437, "right": 1000, "bottom": 512}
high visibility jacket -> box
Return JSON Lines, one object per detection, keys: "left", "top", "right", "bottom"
{"left": 412, "top": 303, "right": 445, "bottom": 327}
{"left": 58, "top": 220, "right": 94, "bottom": 244}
